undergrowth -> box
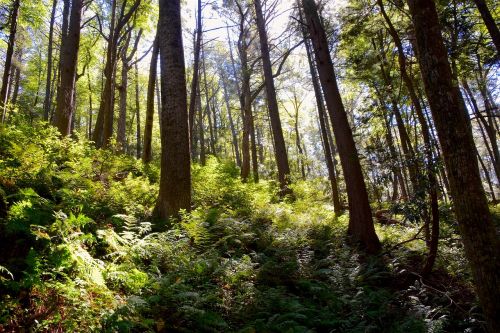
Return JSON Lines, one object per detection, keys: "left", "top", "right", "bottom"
{"left": 0, "top": 123, "right": 489, "bottom": 332}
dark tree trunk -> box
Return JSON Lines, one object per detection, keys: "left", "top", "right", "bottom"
{"left": 406, "top": 0, "right": 500, "bottom": 331}
{"left": 378, "top": 0, "right": 440, "bottom": 275}
{"left": 254, "top": 0, "right": 292, "bottom": 194}
{"left": 142, "top": 34, "right": 159, "bottom": 163}
{"left": 472, "top": 0, "right": 500, "bottom": 54}
{"left": 153, "top": 0, "right": 191, "bottom": 220}
{"left": 303, "top": 0, "right": 381, "bottom": 253}
{"left": 43, "top": 0, "right": 57, "bottom": 121}
{"left": 1, "top": 0, "right": 20, "bottom": 123}
{"left": 53, "top": 0, "right": 84, "bottom": 136}
{"left": 93, "top": 0, "right": 117, "bottom": 146}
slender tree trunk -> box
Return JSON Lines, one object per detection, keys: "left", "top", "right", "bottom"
{"left": 188, "top": 0, "right": 202, "bottom": 148}
{"left": 135, "top": 62, "right": 141, "bottom": 159}
{"left": 1, "top": 0, "right": 20, "bottom": 123}
{"left": 117, "top": 52, "right": 130, "bottom": 150}
{"left": 197, "top": 82, "right": 205, "bottom": 165}
{"left": 87, "top": 72, "right": 93, "bottom": 139}
{"left": 303, "top": 0, "right": 380, "bottom": 253}
{"left": 407, "top": 0, "right": 500, "bottom": 330}
{"left": 53, "top": 0, "right": 84, "bottom": 136}
{"left": 254, "top": 0, "right": 292, "bottom": 194}
{"left": 43, "top": 0, "right": 58, "bottom": 121}
{"left": 220, "top": 68, "right": 241, "bottom": 167}
{"left": 153, "top": 0, "right": 191, "bottom": 220}
{"left": 251, "top": 103, "right": 259, "bottom": 182}
{"left": 142, "top": 34, "right": 159, "bottom": 163}
{"left": 463, "top": 80, "right": 500, "bottom": 183}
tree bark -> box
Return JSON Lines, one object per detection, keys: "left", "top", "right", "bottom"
{"left": 303, "top": 0, "right": 381, "bottom": 253}
{"left": 254, "top": 0, "right": 292, "bottom": 194}
{"left": 406, "top": 0, "right": 500, "bottom": 330}
{"left": 53, "top": 0, "right": 84, "bottom": 136}
{"left": 153, "top": 0, "right": 191, "bottom": 220}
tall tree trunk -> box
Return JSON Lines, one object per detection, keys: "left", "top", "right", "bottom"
{"left": 135, "top": 62, "right": 141, "bottom": 159}
{"left": 472, "top": 0, "right": 500, "bottom": 54}
{"left": 220, "top": 68, "right": 241, "bottom": 167}
{"left": 302, "top": 0, "right": 381, "bottom": 253}
{"left": 188, "top": 0, "right": 202, "bottom": 148}
{"left": 251, "top": 103, "right": 259, "bottom": 182}
{"left": 142, "top": 33, "right": 159, "bottom": 163}
{"left": 378, "top": 0, "right": 440, "bottom": 274}
{"left": 254, "top": 0, "right": 292, "bottom": 194}
{"left": 153, "top": 0, "right": 191, "bottom": 220}
{"left": 117, "top": 49, "right": 130, "bottom": 150}
{"left": 43, "top": 0, "right": 58, "bottom": 121}
{"left": 93, "top": 0, "right": 117, "bottom": 147}
{"left": 87, "top": 72, "right": 93, "bottom": 139}
{"left": 406, "top": 0, "right": 500, "bottom": 331}
{"left": 53, "top": 0, "right": 84, "bottom": 136}
{"left": 197, "top": 80, "right": 205, "bottom": 165}
{"left": 1, "top": 0, "right": 20, "bottom": 123}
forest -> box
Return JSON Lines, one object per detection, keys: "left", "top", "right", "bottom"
{"left": 0, "top": 0, "right": 498, "bottom": 331}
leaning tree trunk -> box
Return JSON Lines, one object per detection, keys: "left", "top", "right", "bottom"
{"left": 53, "top": 0, "right": 84, "bottom": 136}
{"left": 254, "top": 0, "right": 292, "bottom": 194}
{"left": 142, "top": 33, "right": 159, "bottom": 163}
{"left": 0, "top": 0, "right": 20, "bottom": 123}
{"left": 472, "top": 0, "right": 500, "bottom": 55}
{"left": 302, "top": 0, "right": 381, "bottom": 254}
{"left": 153, "top": 0, "right": 191, "bottom": 220}
{"left": 406, "top": 0, "right": 500, "bottom": 331}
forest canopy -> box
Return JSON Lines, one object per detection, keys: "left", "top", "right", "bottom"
{"left": 0, "top": 0, "right": 498, "bottom": 331}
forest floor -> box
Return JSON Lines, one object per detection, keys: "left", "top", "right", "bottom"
{"left": 0, "top": 123, "right": 496, "bottom": 332}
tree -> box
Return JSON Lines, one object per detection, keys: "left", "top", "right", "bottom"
{"left": 1, "top": 0, "right": 20, "bottom": 123}
{"left": 92, "top": 0, "right": 142, "bottom": 147}
{"left": 254, "top": 0, "right": 292, "bottom": 194}
{"left": 472, "top": 0, "right": 500, "bottom": 55}
{"left": 188, "top": 0, "right": 202, "bottom": 150}
{"left": 406, "top": 0, "right": 499, "bottom": 330}
{"left": 153, "top": 0, "right": 191, "bottom": 220}
{"left": 43, "top": 0, "right": 57, "bottom": 121}
{"left": 142, "top": 32, "right": 159, "bottom": 163}
{"left": 52, "top": 0, "right": 84, "bottom": 136}
{"left": 116, "top": 28, "right": 142, "bottom": 150}
{"left": 302, "top": 0, "right": 381, "bottom": 253}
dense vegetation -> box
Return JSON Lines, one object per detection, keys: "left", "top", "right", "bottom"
{"left": 0, "top": 0, "right": 498, "bottom": 331}
{"left": 0, "top": 123, "right": 496, "bottom": 331}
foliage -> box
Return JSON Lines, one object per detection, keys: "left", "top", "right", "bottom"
{"left": 0, "top": 124, "right": 487, "bottom": 331}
